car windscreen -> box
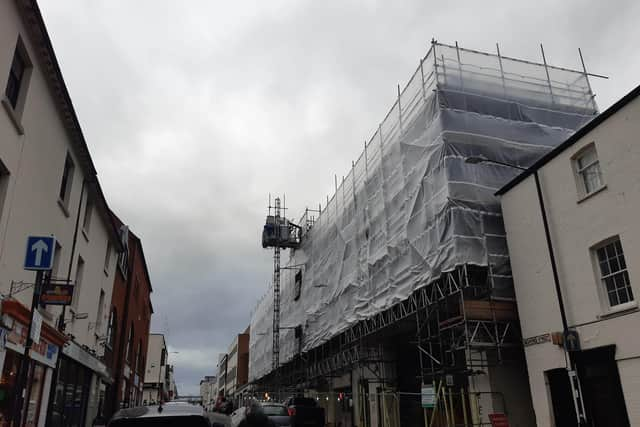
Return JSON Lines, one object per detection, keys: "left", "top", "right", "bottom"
{"left": 109, "top": 416, "right": 211, "bottom": 427}
{"left": 262, "top": 405, "right": 288, "bottom": 416}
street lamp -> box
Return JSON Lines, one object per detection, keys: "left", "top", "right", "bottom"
{"left": 465, "top": 155, "right": 588, "bottom": 424}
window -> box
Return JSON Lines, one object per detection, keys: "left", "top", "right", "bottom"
{"left": 118, "top": 225, "right": 129, "bottom": 277}
{"left": 72, "top": 257, "right": 85, "bottom": 308}
{"left": 294, "top": 270, "right": 302, "bottom": 301}
{"left": 51, "top": 242, "right": 62, "bottom": 279}
{"left": 95, "top": 290, "right": 105, "bottom": 333}
{"left": 0, "top": 159, "right": 10, "bottom": 220}
{"left": 126, "top": 324, "right": 134, "bottom": 363}
{"left": 595, "top": 238, "right": 633, "bottom": 307}
{"left": 104, "top": 242, "right": 112, "bottom": 274}
{"left": 106, "top": 309, "right": 117, "bottom": 349}
{"left": 5, "top": 39, "right": 31, "bottom": 111}
{"left": 59, "top": 154, "right": 75, "bottom": 208}
{"left": 82, "top": 196, "right": 93, "bottom": 234}
{"left": 136, "top": 340, "right": 143, "bottom": 372}
{"left": 574, "top": 145, "right": 604, "bottom": 196}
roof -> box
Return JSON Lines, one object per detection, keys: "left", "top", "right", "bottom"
{"left": 109, "top": 211, "right": 154, "bottom": 295}
{"left": 496, "top": 83, "right": 640, "bottom": 196}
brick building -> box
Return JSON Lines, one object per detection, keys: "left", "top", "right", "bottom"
{"left": 102, "top": 213, "right": 153, "bottom": 417}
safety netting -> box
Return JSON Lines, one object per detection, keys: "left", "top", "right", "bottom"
{"left": 249, "top": 42, "right": 598, "bottom": 382}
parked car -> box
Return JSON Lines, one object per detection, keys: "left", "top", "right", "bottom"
{"left": 108, "top": 404, "right": 230, "bottom": 427}
{"left": 260, "top": 403, "right": 291, "bottom": 427}
{"left": 284, "top": 396, "right": 324, "bottom": 427}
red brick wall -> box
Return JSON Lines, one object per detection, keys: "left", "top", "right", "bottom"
{"left": 105, "top": 216, "right": 153, "bottom": 416}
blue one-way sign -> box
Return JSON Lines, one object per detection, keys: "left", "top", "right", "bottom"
{"left": 24, "top": 236, "right": 56, "bottom": 271}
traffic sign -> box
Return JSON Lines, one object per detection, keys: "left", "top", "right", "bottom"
{"left": 24, "top": 236, "right": 56, "bottom": 271}
{"left": 564, "top": 330, "right": 581, "bottom": 352}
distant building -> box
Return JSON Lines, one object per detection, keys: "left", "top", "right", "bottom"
{"left": 103, "top": 216, "right": 153, "bottom": 415}
{"left": 142, "top": 334, "right": 170, "bottom": 404}
{"left": 220, "top": 326, "right": 249, "bottom": 406}
{"left": 498, "top": 85, "right": 640, "bottom": 426}
{"left": 200, "top": 375, "right": 217, "bottom": 411}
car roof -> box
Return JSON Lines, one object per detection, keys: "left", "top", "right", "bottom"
{"left": 111, "top": 404, "right": 208, "bottom": 420}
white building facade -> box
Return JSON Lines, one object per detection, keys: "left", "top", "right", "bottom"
{"left": 0, "top": 1, "right": 122, "bottom": 426}
{"left": 143, "top": 334, "right": 167, "bottom": 404}
{"left": 498, "top": 85, "right": 640, "bottom": 426}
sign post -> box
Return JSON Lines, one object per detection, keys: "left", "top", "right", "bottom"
{"left": 12, "top": 235, "right": 56, "bottom": 425}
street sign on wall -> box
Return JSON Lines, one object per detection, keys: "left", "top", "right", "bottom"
{"left": 489, "top": 413, "right": 510, "bottom": 427}
{"left": 40, "top": 283, "right": 74, "bottom": 305}
{"left": 24, "top": 236, "right": 56, "bottom": 271}
{"left": 30, "top": 310, "right": 42, "bottom": 344}
{"left": 421, "top": 385, "right": 436, "bottom": 408}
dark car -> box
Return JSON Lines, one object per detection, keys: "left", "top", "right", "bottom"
{"left": 260, "top": 403, "right": 291, "bottom": 427}
{"left": 108, "top": 403, "right": 230, "bottom": 427}
{"left": 284, "top": 396, "right": 324, "bottom": 427}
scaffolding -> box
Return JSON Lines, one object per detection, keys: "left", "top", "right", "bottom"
{"left": 251, "top": 40, "right": 601, "bottom": 425}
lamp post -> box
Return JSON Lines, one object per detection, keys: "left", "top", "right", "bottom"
{"left": 465, "top": 155, "right": 587, "bottom": 425}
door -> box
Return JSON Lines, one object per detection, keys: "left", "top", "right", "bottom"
{"left": 546, "top": 368, "right": 577, "bottom": 427}
{"left": 576, "top": 346, "right": 630, "bottom": 427}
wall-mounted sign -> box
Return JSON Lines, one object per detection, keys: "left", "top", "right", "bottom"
{"left": 421, "top": 385, "right": 436, "bottom": 408}
{"left": 40, "top": 283, "right": 74, "bottom": 305}
{"left": 523, "top": 333, "right": 551, "bottom": 347}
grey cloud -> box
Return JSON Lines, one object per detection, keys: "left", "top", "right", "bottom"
{"left": 39, "top": 0, "right": 639, "bottom": 395}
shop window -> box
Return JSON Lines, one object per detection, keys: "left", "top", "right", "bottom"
{"left": 24, "top": 363, "right": 45, "bottom": 426}
{"left": 0, "top": 350, "right": 23, "bottom": 423}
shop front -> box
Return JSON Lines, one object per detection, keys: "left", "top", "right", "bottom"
{"left": 0, "top": 299, "right": 66, "bottom": 427}
{"left": 47, "top": 341, "right": 111, "bottom": 427}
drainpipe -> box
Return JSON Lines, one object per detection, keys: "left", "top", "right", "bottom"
{"left": 59, "top": 178, "right": 89, "bottom": 330}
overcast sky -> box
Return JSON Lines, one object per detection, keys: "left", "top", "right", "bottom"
{"left": 38, "top": 0, "right": 639, "bottom": 396}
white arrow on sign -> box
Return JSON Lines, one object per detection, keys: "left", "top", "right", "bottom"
{"left": 31, "top": 239, "right": 49, "bottom": 266}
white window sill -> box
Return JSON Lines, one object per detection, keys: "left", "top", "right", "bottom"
{"left": 1, "top": 97, "right": 24, "bottom": 135}
{"left": 598, "top": 301, "right": 638, "bottom": 319}
{"left": 57, "top": 198, "right": 70, "bottom": 217}
{"left": 577, "top": 185, "right": 607, "bottom": 204}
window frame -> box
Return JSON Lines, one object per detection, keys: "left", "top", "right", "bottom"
{"left": 72, "top": 256, "right": 85, "bottom": 309}
{"left": 82, "top": 196, "right": 93, "bottom": 237}
{"left": 592, "top": 236, "right": 636, "bottom": 313}
{"left": 572, "top": 143, "right": 605, "bottom": 199}
{"left": 104, "top": 242, "right": 112, "bottom": 275}
{"left": 3, "top": 36, "right": 32, "bottom": 132}
{"left": 58, "top": 153, "right": 75, "bottom": 212}
{"left": 106, "top": 308, "right": 117, "bottom": 350}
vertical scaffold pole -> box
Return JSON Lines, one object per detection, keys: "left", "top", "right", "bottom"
{"left": 272, "top": 198, "right": 282, "bottom": 382}
{"left": 540, "top": 44, "right": 555, "bottom": 104}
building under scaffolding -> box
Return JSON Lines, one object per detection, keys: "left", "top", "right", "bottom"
{"left": 251, "top": 41, "right": 599, "bottom": 426}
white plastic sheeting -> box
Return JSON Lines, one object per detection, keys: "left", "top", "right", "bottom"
{"left": 249, "top": 42, "right": 598, "bottom": 382}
